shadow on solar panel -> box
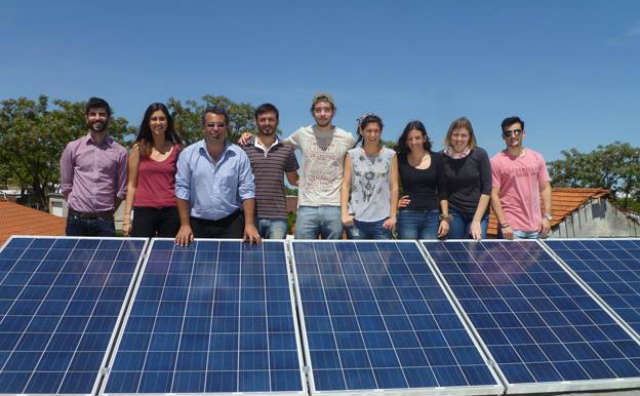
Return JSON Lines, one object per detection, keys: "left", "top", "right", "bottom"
{"left": 423, "top": 239, "right": 640, "bottom": 394}
{"left": 291, "top": 240, "right": 503, "bottom": 396}
{"left": 101, "top": 239, "right": 306, "bottom": 396}
{"left": 0, "top": 236, "right": 147, "bottom": 396}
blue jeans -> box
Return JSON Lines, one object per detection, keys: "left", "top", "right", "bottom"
{"left": 295, "top": 206, "right": 342, "bottom": 239}
{"left": 257, "top": 218, "right": 288, "bottom": 239}
{"left": 513, "top": 230, "right": 540, "bottom": 239}
{"left": 354, "top": 219, "right": 392, "bottom": 240}
{"left": 66, "top": 214, "right": 115, "bottom": 237}
{"left": 397, "top": 209, "right": 439, "bottom": 240}
{"left": 448, "top": 207, "right": 488, "bottom": 239}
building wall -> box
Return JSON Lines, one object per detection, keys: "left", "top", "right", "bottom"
{"left": 551, "top": 198, "right": 640, "bottom": 237}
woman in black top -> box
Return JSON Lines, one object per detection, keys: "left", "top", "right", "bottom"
{"left": 441, "top": 117, "right": 491, "bottom": 240}
{"left": 396, "top": 121, "right": 450, "bottom": 239}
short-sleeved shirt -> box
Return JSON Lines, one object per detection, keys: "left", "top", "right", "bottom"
{"left": 242, "top": 137, "right": 299, "bottom": 219}
{"left": 59, "top": 133, "right": 127, "bottom": 213}
{"left": 348, "top": 147, "right": 395, "bottom": 222}
{"left": 398, "top": 152, "right": 447, "bottom": 211}
{"left": 284, "top": 125, "right": 355, "bottom": 207}
{"left": 442, "top": 147, "right": 492, "bottom": 216}
{"left": 133, "top": 144, "right": 180, "bottom": 208}
{"left": 491, "top": 149, "right": 550, "bottom": 232}
{"left": 175, "top": 140, "right": 255, "bottom": 221}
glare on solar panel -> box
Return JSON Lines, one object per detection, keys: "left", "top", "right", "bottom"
{"left": 101, "top": 239, "right": 306, "bottom": 396}
{"left": 0, "top": 236, "right": 147, "bottom": 396}
{"left": 422, "top": 239, "right": 640, "bottom": 394}
{"left": 291, "top": 240, "right": 503, "bottom": 396}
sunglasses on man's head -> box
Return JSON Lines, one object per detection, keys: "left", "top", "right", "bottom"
{"left": 503, "top": 129, "right": 523, "bottom": 138}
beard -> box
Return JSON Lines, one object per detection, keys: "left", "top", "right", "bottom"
{"left": 89, "top": 120, "right": 108, "bottom": 133}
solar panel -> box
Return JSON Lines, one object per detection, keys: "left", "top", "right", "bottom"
{"left": 543, "top": 239, "right": 640, "bottom": 337}
{"left": 423, "top": 240, "right": 640, "bottom": 394}
{"left": 0, "top": 236, "right": 147, "bottom": 395}
{"left": 291, "top": 240, "right": 503, "bottom": 396}
{"left": 101, "top": 239, "right": 306, "bottom": 395}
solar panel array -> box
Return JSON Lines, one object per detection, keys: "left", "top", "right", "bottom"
{"left": 0, "top": 236, "right": 146, "bottom": 395}
{"left": 292, "top": 241, "right": 502, "bottom": 395}
{"left": 544, "top": 239, "right": 640, "bottom": 336}
{"left": 424, "top": 240, "right": 640, "bottom": 393}
{"left": 103, "top": 239, "right": 305, "bottom": 395}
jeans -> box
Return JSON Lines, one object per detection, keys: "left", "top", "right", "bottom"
{"left": 397, "top": 209, "right": 439, "bottom": 240}
{"left": 66, "top": 215, "right": 115, "bottom": 237}
{"left": 513, "top": 230, "right": 540, "bottom": 239}
{"left": 448, "top": 207, "right": 488, "bottom": 239}
{"left": 131, "top": 206, "right": 180, "bottom": 238}
{"left": 295, "top": 206, "right": 342, "bottom": 239}
{"left": 257, "top": 218, "right": 288, "bottom": 239}
{"left": 354, "top": 219, "right": 392, "bottom": 240}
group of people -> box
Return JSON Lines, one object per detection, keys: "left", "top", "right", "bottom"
{"left": 60, "top": 94, "right": 552, "bottom": 245}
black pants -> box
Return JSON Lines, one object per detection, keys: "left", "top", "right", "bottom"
{"left": 131, "top": 206, "right": 180, "bottom": 238}
{"left": 191, "top": 211, "right": 244, "bottom": 238}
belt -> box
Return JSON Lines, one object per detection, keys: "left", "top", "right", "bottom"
{"left": 68, "top": 208, "right": 114, "bottom": 220}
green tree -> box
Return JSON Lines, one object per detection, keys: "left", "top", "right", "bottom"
{"left": 548, "top": 142, "right": 640, "bottom": 208}
{"left": 167, "top": 95, "right": 257, "bottom": 145}
{"left": 0, "top": 95, "right": 133, "bottom": 210}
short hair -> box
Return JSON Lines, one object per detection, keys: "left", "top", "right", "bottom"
{"left": 86, "top": 97, "right": 111, "bottom": 117}
{"left": 310, "top": 93, "right": 336, "bottom": 112}
{"left": 501, "top": 116, "right": 525, "bottom": 132}
{"left": 254, "top": 103, "right": 279, "bottom": 120}
{"left": 444, "top": 117, "right": 477, "bottom": 150}
{"left": 396, "top": 120, "right": 432, "bottom": 157}
{"left": 202, "top": 105, "right": 228, "bottom": 125}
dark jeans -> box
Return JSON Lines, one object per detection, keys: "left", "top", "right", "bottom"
{"left": 354, "top": 219, "right": 392, "bottom": 240}
{"left": 397, "top": 209, "right": 439, "bottom": 240}
{"left": 191, "top": 211, "right": 244, "bottom": 238}
{"left": 131, "top": 206, "right": 180, "bottom": 238}
{"left": 66, "top": 214, "right": 115, "bottom": 237}
{"left": 448, "top": 207, "right": 488, "bottom": 239}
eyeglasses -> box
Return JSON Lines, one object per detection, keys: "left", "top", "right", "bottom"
{"left": 503, "top": 129, "right": 523, "bottom": 138}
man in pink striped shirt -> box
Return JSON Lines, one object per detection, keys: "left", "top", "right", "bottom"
{"left": 59, "top": 97, "right": 127, "bottom": 236}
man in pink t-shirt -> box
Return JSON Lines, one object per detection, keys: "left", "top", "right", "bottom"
{"left": 490, "top": 116, "right": 552, "bottom": 239}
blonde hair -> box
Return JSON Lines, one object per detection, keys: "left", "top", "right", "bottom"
{"left": 444, "top": 117, "right": 477, "bottom": 150}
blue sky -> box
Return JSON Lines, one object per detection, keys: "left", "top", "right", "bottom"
{"left": 2, "top": 1, "right": 639, "bottom": 160}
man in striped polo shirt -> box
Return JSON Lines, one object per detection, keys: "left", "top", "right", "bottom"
{"left": 242, "top": 103, "right": 299, "bottom": 239}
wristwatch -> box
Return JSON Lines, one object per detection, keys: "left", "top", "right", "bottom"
{"left": 439, "top": 214, "right": 452, "bottom": 223}
{"left": 544, "top": 213, "right": 553, "bottom": 221}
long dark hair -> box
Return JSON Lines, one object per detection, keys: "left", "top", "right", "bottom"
{"left": 136, "top": 103, "right": 182, "bottom": 156}
{"left": 355, "top": 114, "right": 384, "bottom": 147}
{"left": 395, "top": 120, "right": 432, "bottom": 158}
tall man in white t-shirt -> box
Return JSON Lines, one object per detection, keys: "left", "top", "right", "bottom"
{"left": 241, "top": 93, "right": 355, "bottom": 239}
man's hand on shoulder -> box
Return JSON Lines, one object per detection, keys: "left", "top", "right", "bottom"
{"left": 175, "top": 225, "right": 194, "bottom": 246}
{"left": 238, "top": 132, "right": 254, "bottom": 146}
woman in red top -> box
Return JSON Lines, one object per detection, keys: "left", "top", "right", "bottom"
{"left": 123, "top": 103, "right": 182, "bottom": 237}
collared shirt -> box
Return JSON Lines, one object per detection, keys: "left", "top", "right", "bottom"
{"left": 59, "top": 133, "right": 127, "bottom": 213}
{"left": 175, "top": 140, "right": 255, "bottom": 221}
{"left": 242, "top": 136, "right": 298, "bottom": 219}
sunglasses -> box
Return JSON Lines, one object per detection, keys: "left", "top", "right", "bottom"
{"left": 503, "top": 129, "right": 523, "bottom": 138}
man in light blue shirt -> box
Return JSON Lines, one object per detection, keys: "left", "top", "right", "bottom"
{"left": 174, "top": 106, "right": 260, "bottom": 245}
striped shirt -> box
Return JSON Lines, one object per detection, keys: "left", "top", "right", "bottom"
{"left": 242, "top": 137, "right": 299, "bottom": 219}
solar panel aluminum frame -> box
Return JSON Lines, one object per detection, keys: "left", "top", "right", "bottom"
{"left": 99, "top": 238, "right": 308, "bottom": 396}
{"left": 421, "top": 239, "right": 640, "bottom": 395}
{"left": 0, "top": 235, "right": 149, "bottom": 396}
{"left": 540, "top": 238, "right": 640, "bottom": 344}
{"left": 290, "top": 240, "right": 504, "bottom": 396}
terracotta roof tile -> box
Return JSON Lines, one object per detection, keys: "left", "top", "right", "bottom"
{"left": 0, "top": 201, "right": 66, "bottom": 246}
{"left": 488, "top": 188, "right": 610, "bottom": 237}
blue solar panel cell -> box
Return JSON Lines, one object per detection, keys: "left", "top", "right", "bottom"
{"left": 103, "top": 239, "right": 304, "bottom": 395}
{"left": 292, "top": 241, "right": 502, "bottom": 395}
{"left": 424, "top": 240, "right": 640, "bottom": 393}
{"left": 0, "top": 236, "right": 146, "bottom": 395}
{"left": 544, "top": 239, "right": 640, "bottom": 337}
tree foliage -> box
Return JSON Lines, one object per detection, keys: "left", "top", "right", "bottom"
{"left": 0, "top": 95, "right": 133, "bottom": 210}
{"left": 548, "top": 142, "right": 640, "bottom": 208}
{"left": 167, "top": 95, "right": 257, "bottom": 145}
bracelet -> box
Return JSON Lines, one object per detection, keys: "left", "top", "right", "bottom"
{"left": 501, "top": 223, "right": 510, "bottom": 229}
{"left": 439, "top": 214, "right": 452, "bottom": 223}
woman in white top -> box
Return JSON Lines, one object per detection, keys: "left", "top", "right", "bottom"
{"left": 341, "top": 114, "right": 399, "bottom": 239}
